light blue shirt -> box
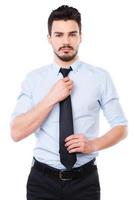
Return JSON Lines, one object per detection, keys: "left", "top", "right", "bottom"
{"left": 11, "top": 60, "right": 127, "bottom": 169}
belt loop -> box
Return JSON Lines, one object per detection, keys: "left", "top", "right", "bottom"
{"left": 42, "top": 165, "right": 46, "bottom": 176}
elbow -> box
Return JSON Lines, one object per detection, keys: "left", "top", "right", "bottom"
{"left": 122, "top": 126, "right": 128, "bottom": 139}
{"left": 10, "top": 122, "right": 22, "bottom": 142}
{"left": 119, "top": 125, "right": 128, "bottom": 140}
{"left": 11, "top": 128, "right": 21, "bottom": 142}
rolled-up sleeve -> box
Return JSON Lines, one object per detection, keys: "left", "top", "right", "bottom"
{"left": 11, "top": 73, "right": 33, "bottom": 121}
{"left": 99, "top": 70, "right": 128, "bottom": 128}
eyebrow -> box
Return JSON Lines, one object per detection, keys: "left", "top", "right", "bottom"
{"left": 54, "top": 31, "right": 78, "bottom": 34}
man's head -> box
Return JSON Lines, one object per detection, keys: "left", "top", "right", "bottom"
{"left": 47, "top": 5, "right": 82, "bottom": 62}
{"left": 48, "top": 5, "right": 81, "bottom": 36}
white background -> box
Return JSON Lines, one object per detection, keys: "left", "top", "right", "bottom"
{"left": 0, "top": 0, "right": 134, "bottom": 199}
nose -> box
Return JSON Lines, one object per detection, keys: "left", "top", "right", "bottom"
{"left": 62, "top": 35, "right": 70, "bottom": 45}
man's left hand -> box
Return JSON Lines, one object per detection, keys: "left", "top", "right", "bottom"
{"left": 65, "top": 134, "right": 95, "bottom": 154}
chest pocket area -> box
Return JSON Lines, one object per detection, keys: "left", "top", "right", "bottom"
{"left": 73, "top": 106, "right": 90, "bottom": 120}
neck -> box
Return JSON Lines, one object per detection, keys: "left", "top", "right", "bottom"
{"left": 54, "top": 56, "right": 79, "bottom": 68}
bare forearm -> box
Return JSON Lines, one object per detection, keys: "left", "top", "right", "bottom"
{"left": 91, "top": 125, "right": 128, "bottom": 152}
{"left": 10, "top": 95, "right": 55, "bottom": 142}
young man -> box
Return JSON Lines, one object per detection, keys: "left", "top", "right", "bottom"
{"left": 10, "top": 5, "right": 128, "bottom": 200}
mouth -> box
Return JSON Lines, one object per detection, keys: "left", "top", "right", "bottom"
{"left": 60, "top": 48, "right": 73, "bottom": 54}
{"left": 62, "top": 48, "right": 71, "bottom": 50}
{"left": 59, "top": 47, "right": 73, "bottom": 51}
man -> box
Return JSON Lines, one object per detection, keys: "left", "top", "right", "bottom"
{"left": 10, "top": 5, "right": 128, "bottom": 200}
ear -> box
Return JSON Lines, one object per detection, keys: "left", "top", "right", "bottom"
{"left": 47, "top": 34, "right": 52, "bottom": 44}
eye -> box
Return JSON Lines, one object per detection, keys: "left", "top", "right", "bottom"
{"left": 55, "top": 34, "right": 62, "bottom": 37}
{"left": 71, "top": 33, "right": 77, "bottom": 36}
{"left": 70, "top": 32, "right": 78, "bottom": 37}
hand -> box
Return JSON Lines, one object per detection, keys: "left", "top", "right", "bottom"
{"left": 47, "top": 77, "right": 73, "bottom": 105}
{"left": 65, "top": 134, "right": 95, "bottom": 154}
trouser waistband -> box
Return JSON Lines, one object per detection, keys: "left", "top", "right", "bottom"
{"left": 32, "top": 158, "right": 96, "bottom": 181}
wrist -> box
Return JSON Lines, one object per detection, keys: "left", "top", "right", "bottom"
{"left": 89, "top": 139, "right": 99, "bottom": 153}
{"left": 45, "top": 94, "right": 57, "bottom": 107}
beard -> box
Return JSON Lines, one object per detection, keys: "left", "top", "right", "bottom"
{"left": 54, "top": 51, "right": 78, "bottom": 62}
{"left": 54, "top": 45, "right": 78, "bottom": 62}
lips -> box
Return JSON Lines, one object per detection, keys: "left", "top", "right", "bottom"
{"left": 61, "top": 48, "right": 72, "bottom": 51}
{"left": 59, "top": 46, "right": 73, "bottom": 51}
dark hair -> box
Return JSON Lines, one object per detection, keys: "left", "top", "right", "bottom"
{"left": 48, "top": 5, "right": 81, "bottom": 35}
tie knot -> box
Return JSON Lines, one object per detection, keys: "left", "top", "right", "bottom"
{"left": 59, "top": 67, "right": 72, "bottom": 77}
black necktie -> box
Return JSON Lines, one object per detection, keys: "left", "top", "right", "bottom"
{"left": 59, "top": 67, "right": 77, "bottom": 170}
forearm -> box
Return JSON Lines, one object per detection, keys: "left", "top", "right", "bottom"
{"left": 91, "top": 125, "right": 128, "bottom": 152}
{"left": 10, "top": 95, "right": 55, "bottom": 142}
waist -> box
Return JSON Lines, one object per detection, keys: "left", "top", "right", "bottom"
{"left": 33, "top": 148, "right": 98, "bottom": 169}
{"left": 32, "top": 157, "right": 97, "bottom": 181}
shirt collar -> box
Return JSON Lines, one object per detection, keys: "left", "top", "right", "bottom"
{"left": 52, "top": 59, "right": 82, "bottom": 75}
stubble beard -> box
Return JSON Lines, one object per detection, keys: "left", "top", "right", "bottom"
{"left": 54, "top": 50, "right": 78, "bottom": 62}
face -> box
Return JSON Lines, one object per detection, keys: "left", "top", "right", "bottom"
{"left": 48, "top": 20, "right": 82, "bottom": 62}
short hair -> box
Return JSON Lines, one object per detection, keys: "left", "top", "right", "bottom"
{"left": 48, "top": 5, "right": 81, "bottom": 35}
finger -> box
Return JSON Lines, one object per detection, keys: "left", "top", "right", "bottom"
{"left": 63, "top": 77, "right": 70, "bottom": 82}
{"left": 65, "top": 80, "right": 73, "bottom": 87}
{"left": 68, "top": 85, "right": 73, "bottom": 91}
{"left": 65, "top": 83, "right": 73, "bottom": 89}
{"left": 65, "top": 134, "right": 80, "bottom": 142}
{"left": 65, "top": 139, "right": 79, "bottom": 147}
{"left": 69, "top": 147, "right": 81, "bottom": 153}
{"left": 65, "top": 79, "right": 73, "bottom": 85}
{"left": 67, "top": 142, "right": 80, "bottom": 151}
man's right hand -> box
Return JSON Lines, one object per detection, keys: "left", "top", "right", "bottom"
{"left": 47, "top": 77, "right": 73, "bottom": 105}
